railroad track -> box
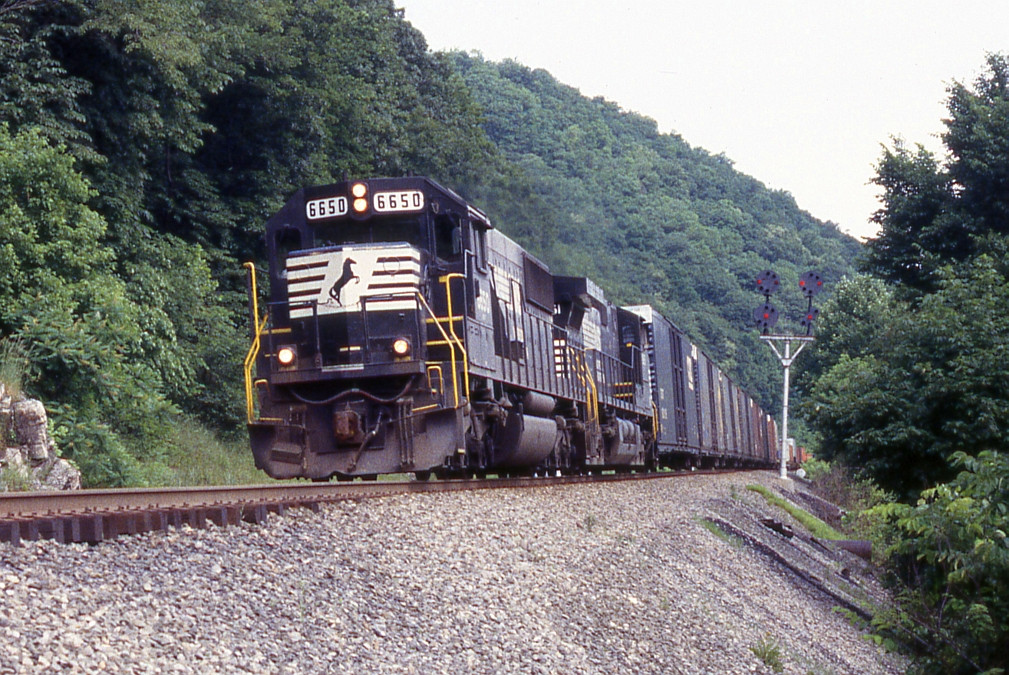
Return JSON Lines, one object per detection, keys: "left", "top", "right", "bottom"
{"left": 0, "top": 470, "right": 732, "bottom": 547}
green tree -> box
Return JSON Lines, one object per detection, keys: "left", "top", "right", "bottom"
{"left": 451, "top": 52, "right": 860, "bottom": 411}
{"left": 872, "top": 451, "right": 1009, "bottom": 674}
{"left": 806, "top": 259, "right": 1009, "bottom": 500}
{"left": 864, "top": 53, "right": 1009, "bottom": 296}
{"left": 0, "top": 124, "right": 177, "bottom": 485}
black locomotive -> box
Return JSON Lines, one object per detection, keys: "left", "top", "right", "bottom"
{"left": 243, "top": 177, "right": 777, "bottom": 480}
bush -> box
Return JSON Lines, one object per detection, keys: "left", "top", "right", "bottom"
{"left": 0, "top": 335, "right": 31, "bottom": 400}
{"left": 869, "top": 451, "right": 1009, "bottom": 674}
{"left": 802, "top": 459, "right": 891, "bottom": 542}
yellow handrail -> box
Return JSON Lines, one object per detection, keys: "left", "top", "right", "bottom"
{"left": 415, "top": 291, "right": 465, "bottom": 409}
{"left": 242, "top": 262, "right": 267, "bottom": 424}
{"left": 571, "top": 347, "right": 598, "bottom": 425}
{"left": 241, "top": 261, "right": 469, "bottom": 417}
{"left": 440, "top": 274, "right": 470, "bottom": 402}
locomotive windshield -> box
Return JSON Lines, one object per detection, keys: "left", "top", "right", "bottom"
{"left": 312, "top": 216, "right": 425, "bottom": 250}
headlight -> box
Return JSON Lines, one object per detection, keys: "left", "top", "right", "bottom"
{"left": 351, "top": 182, "right": 368, "bottom": 213}
{"left": 277, "top": 346, "right": 297, "bottom": 366}
{"left": 392, "top": 338, "right": 411, "bottom": 357}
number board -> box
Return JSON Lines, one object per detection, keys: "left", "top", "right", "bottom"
{"left": 306, "top": 196, "right": 348, "bottom": 220}
{"left": 374, "top": 190, "right": 424, "bottom": 213}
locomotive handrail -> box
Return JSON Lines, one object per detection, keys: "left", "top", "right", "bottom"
{"left": 415, "top": 289, "right": 466, "bottom": 409}
{"left": 242, "top": 262, "right": 274, "bottom": 425}
{"left": 440, "top": 274, "right": 471, "bottom": 402}
{"left": 571, "top": 347, "right": 599, "bottom": 425}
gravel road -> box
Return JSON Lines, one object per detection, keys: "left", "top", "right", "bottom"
{"left": 0, "top": 471, "right": 905, "bottom": 673}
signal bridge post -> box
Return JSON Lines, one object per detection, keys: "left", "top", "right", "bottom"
{"left": 760, "top": 335, "right": 815, "bottom": 480}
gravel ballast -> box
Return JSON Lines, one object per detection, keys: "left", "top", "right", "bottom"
{"left": 1, "top": 471, "right": 905, "bottom": 673}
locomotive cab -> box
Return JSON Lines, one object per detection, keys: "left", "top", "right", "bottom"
{"left": 246, "top": 178, "right": 487, "bottom": 479}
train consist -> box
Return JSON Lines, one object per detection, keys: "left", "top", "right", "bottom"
{"left": 243, "top": 177, "right": 778, "bottom": 480}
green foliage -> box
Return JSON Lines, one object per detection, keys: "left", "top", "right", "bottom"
{"left": 0, "top": 124, "right": 177, "bottom": 485}
{"left": 451, "top": 53, "right": 860, "bottom": 410}
{"left": 868, "top": 451, "right": 1009, "bottom": 674}
{"left": 864, "top": 53, "right": 1009, "bottom": 298}
{"left": 798, "top": 56, "right": 1009, "bottom": 673}
{"left": 802, "top": 459, "right": 892, "bottom": 544}
{"left": 749, "top": 634, "right": 785, "bottom": 673}
{"left": 0, "top": 462, "right": 34, "bottom": 492}
{"left": 697, "top": 517, "right": 742, "bottom": 548}
{"left": 0, "top": 1, "right": 859, "bottom": 485}
{"left": 0, "top": 0, "right": 95, "bottom": 160}
{"left": 804, "top": 259, "right": 1009, "bottom": 500}
{"left": 793, "top": 274, "right": 893, "bottom": 392}
{"left": 800, "top": 456, "right": 832, "bottom": 482}
{"left": 747, "top": 484, "right": 845, "bottom": 540}
{"left": 0, "top": 334, "right": 31, "bottom": 400}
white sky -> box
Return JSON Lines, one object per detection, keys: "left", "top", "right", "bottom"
{"left": 398, "top": 0, "right": 1008, "bottom": 241}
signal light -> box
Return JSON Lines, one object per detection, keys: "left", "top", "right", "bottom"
{"left": 351, "top": 182, "right": 368, "bottom": 198}
{"left": 800, "top": 307, "right": 820, "bottom": 332}
{"left": 799, "top": 271, "right": 824, "bottom": 298}
{"left": 753, "top": 302, "right": 779, "bottom": 333}
{"left": 756, "top": 270, "right": 780, "bottom": 295}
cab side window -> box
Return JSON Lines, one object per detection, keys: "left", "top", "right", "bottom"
{"left": 435, "top": 214, "right": 462, "bottom": 261}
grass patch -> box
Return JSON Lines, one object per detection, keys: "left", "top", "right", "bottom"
{"left": 697, "top": 517, "right": 742, "bottom": 547}
{"left": 161, "top": 419, "right": 265, "bottom": 486}
{"left": 0, "top": 463, "right": 35, "bottom": 492}
{"left": 747, "top": 484, "right": 845, "bottom": 540}
{"left": 0, "top": 335, "right": 31, "bottom": 401}
{"left": 749, "top": 633, "right": 784, "bottom": 672}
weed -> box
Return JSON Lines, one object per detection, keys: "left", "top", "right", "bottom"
{"left": 0, "top": 336, "right": 31, "bottom": 401}
{"left": 804, "top": 666, "right": 839, "bottom": 675}
{"left": 832, "top": 605, "right": 868, "bottom": 630}
{"left": 297, "top": 580, "right": 310, "bottom": 623}
{"left": 749, "top": 633, "right": 784, "bottom": 673}
{"left": 747, "top": 484, "right": 844, "bottom": 540}
{"left": 0, "top": 462, "right": 35, "bottom": 492}
{"left": 800, "top": 456, "right": 832, "bottom": 482}
{"left": 161, "top": 419, "right": 264, "bottom": 486}
{"left": 581, "top": 513, "right": 598, "bottom": 532}
{"left": 697, "top": 517, "right": 742, "bottom": 548}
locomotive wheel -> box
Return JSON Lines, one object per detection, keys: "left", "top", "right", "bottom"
{"left": 414, "top": 470, "right": 432, "bottom": 481}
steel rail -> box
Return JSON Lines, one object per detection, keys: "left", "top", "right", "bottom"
{"left": 0, "top": 469, "right": 738, "bottom": 546}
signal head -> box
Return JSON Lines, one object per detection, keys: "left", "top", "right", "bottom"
{"left": 800, "top": 307, "right": 820, "bottom": 333}
{"left": 800, "top": 271, "right": 824, "bottom": 298}
{"left": 753, "top": 302, "right": 779, "bottom": 333}
{"left": 756, "top": 270, "right": 780, "bottom": 295}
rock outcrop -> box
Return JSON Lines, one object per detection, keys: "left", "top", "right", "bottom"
{"left": 0, "top": 383, "right": 82, "bottom": 491}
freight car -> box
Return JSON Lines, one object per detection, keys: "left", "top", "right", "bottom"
{"left": 243, "top": 177, "right": 777, "bottom": 480}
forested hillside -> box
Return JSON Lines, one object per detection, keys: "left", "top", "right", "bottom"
{"left": 450, "top": 54, "right": 861, "bottom": 411}
{"left": 1, "top": 0, "right": 858, "bottom": 486}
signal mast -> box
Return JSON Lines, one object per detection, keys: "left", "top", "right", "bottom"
{"left": 753, "top": 270, "right": 823, "bottom": 479}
